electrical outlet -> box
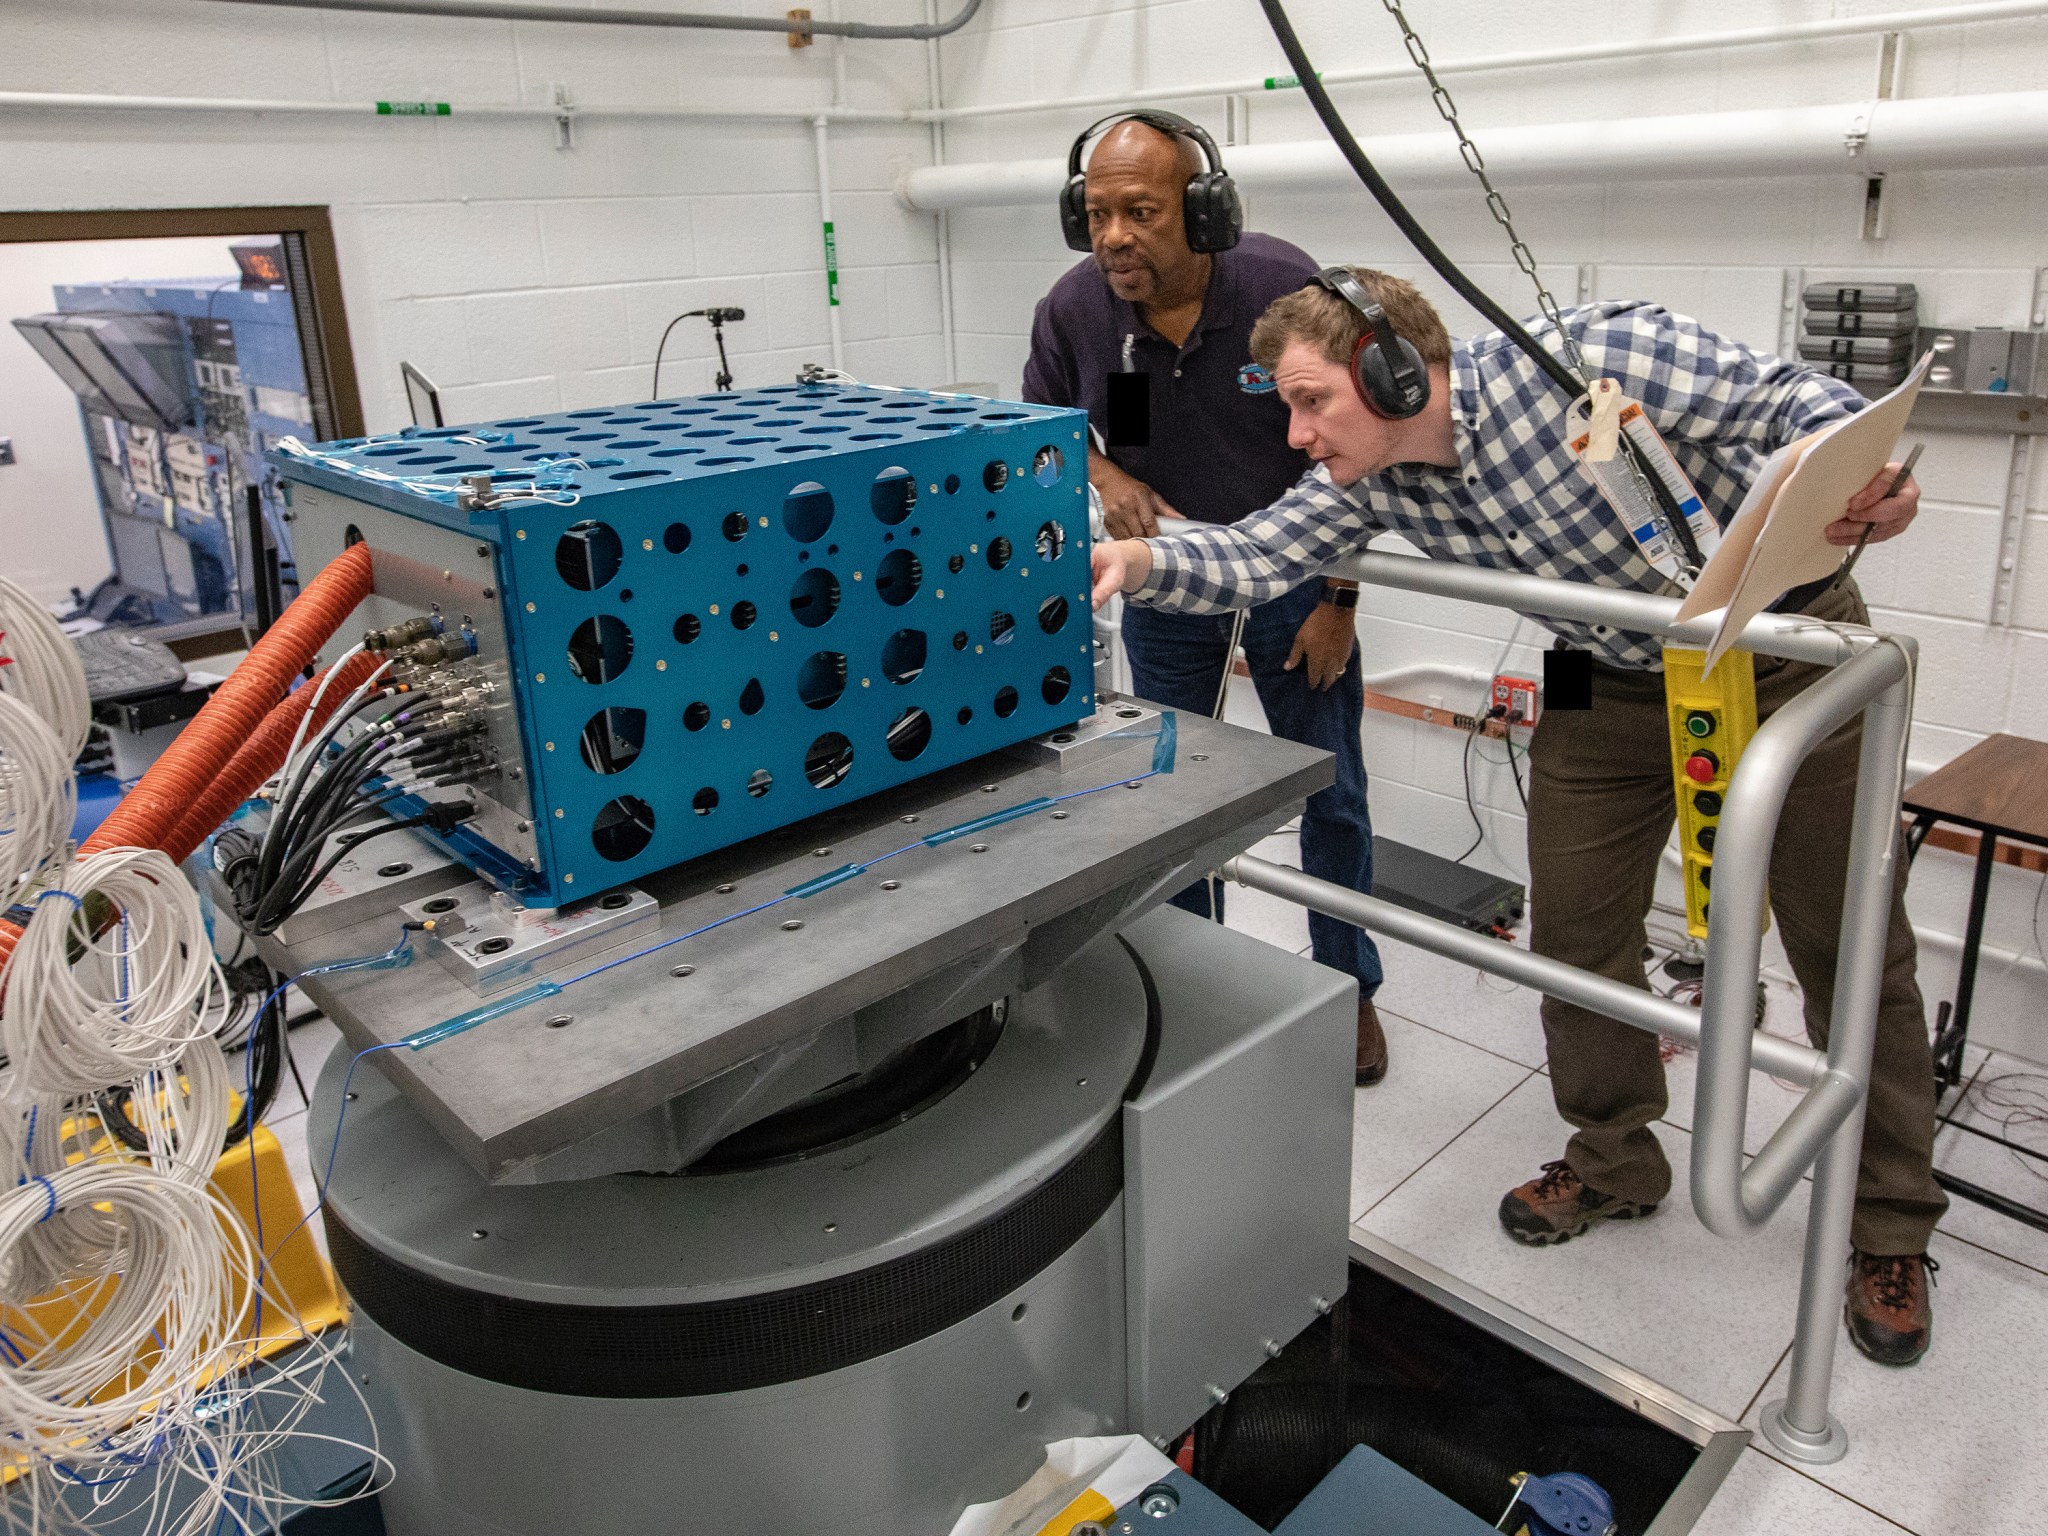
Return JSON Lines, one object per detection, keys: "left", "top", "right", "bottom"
{"left": 0, "top": 438, "right": 14, "bottom": 466}
{"left": 1492, "top": 673, "right": 1541, "bottom": 727}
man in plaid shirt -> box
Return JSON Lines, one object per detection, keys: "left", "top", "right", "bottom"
{"left": 1092, "top": 268, "right": 1947, "bottom": 1368}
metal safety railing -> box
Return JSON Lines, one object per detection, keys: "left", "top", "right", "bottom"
{"left": 1220, "top": 551, "right": 1917, "bottom": 1466}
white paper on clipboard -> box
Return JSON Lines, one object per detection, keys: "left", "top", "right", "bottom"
{"left": 1677, "top": 352, "right": 1931, "bottom": 673}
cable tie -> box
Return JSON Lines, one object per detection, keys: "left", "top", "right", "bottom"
{"left": 32, "top": 889, "right": 82, "bottom": 910}
{"left": 30, "top": 1176, "right": 56, "bottom": 1224}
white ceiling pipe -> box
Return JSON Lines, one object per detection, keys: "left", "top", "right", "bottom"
{"left": 898, "top": 89, "right": 2048, "bottom": 210}
{"left": 0, "top": 90, "right": 911, "bottom": 124}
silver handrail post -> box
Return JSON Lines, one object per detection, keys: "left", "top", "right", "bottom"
{"left": 1760, "top": 636, "right": 1917, "bottom": 1465}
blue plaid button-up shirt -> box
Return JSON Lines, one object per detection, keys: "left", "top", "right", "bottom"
{"left": 1133, "top": 301, "right": 1866, "bottom": 671}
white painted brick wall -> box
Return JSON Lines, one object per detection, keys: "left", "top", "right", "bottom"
{"left": 1, "top": 0, "right": 947, "bottom": 445}
{"left": 932, "top": 0, "right": 2048, "bottom": 1059}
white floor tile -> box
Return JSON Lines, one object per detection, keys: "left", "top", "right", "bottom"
{"left": 1360, "top": 1075, "right": 1808, "bottom": 1422}
{"left": 1659, "top": 1037, "right": 1816, "bottom": 1157}
{"left": 1246, "top": 830, "right": 1303, "bottom": 869}
{"left": 1932, "top": 1052, "right": 2048, "bottom": 1276}
{"left": 1747, "top": 1233, "right": 2048, "bottom": 1536}
{"left": 1370, "top": 933, "right": 1552, "bottom": 1070}
{"left": 1350, "top": 1014, "right": 1533, "bottom": 1220}
{"left": 1691, "top": 1449, "right": 1911, "bottom": 1536}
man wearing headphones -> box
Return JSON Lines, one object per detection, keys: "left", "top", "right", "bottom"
{"left": 1089, "top": 268, "right": 1947, "bottom": 1369}
{"left": 1022, "top": 113, "right": 1389, "bottom": 1085}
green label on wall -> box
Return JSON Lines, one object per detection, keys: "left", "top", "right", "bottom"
{"left": 376, "top": 101, "right": 453, "bottom": 116}
{"left": 822, "top": 220, "right": 840, "bottom": 308}
{"left": 1261, "top": 72, "right": 1321, "bottom": 90}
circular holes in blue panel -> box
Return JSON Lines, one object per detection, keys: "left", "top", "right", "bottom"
{"left": 986, "top": 537, "right": 1013, "bottom": 571}
{"left": 1035, "top": 520, "right": 1066, "bottom": 563}
{"left": 880, "top": 628, "right": 926, "bottom": 686}
{"left": 800, "top": 425, "right": 850, "bottom": 436}
{"left": 783, "top": 482, "right": 834, "bottom": 543}
{"left": 556, "top": 520, "right": 622, "bottom": 591}
{"left": 692, "top": 786, "right": 719, "bottom": 816}
{"left": 578, "top": 705, "right": 646, "bottom": 775}
{"left": 651, "top": 447, "right": 704, "bottom": 459}
{"left": 849, "top": 433, "right": 901, "bottom": 443}
{"left": 747, "top": 769, "right": 773, "bottom": 798}
{"left": 797, "top": 651, "right": 847, "bottom": 709}
{"left": 494, "top": 417, "right": 545, "bottom": 428}
{"left": 738, "top": 678, "right": 767, "bottom": 716}
{"left": 994, "top": 685, "right": 1020, "bottom": 718}
{"left": 722, "top": 512, "right": 748, "bottom": 543}
{"left": 731, "top": 600, "right": 758, "bottom": 631}
{"left": 683, "top": 701, "right": 711, "bottom": 731}
{"left": 664, "top": 522, "right": 692, "bottom": 555}
{"left": 790, "top": 568, "right": 841, "bottom": 628}
{"left": 611, "top": 469, "right": 668, "bottom": 481}
{"left": 673, "top": 613, "right": 702, "bottom": 645}
{"left": 566, "top": 432, "right": 612, "bottom": 444}
{"left": 610, "top": 438, "right": 658, "bottom": 450}
{"left": 984, "top": 459, "right": 1010, "bottom": 493}
{"left": 804, "top": 732, "right": 855, "bottom": 789}
{"left": 1032, "top": 445, "right": 1066, "bottom": 486}
{"left": 886, "top": 706, "right": 932, "bottom": 762}
{"left": 592, "top": 795, "right": 655, "bottom": 862}
{"left": 990, "top": 610, "right": 1015, "bottom": 647}
{"left": 871, "top": 467, "right": 916, "bottom": 526}
{"left": 567, "top": 615, "right": 634, "bottom": 683}
{"left": 875, "top": 548, "right": 921, "bottom": 607}
{"left": 1042, "top": 665, "right": 1073, "bottom": 706}
{"left": 567, "top": 409, "right": 612, "bottom": 419}
{"left": 1037, "top": 595, "right": 1069, "bottom": 634}
{"left": 700, "top": 456, "right": 754, "bottom": 466}
{"left": 869, "top": 415, "right": 913, "bottom": 424}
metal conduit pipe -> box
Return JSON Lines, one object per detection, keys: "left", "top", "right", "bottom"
{"left": 195, "top": 0, "right": 984, "bottom": 38}
{"left": 923, "top": 0, "right": 2048, "bottom": 121}
{"left": 1219, "top": 856, "right": 1828, "bottom": 1087}
{"left": 898, "top": 88, "right": 2048, "bottom": 209}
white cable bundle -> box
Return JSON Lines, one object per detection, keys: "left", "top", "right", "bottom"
{"left": 0, "top": 691, "right": 76, "bottom": 902}
{"left": 0, "top": 1161, "right": 253, "bottom": 1498}
{"left": 0, "top": 576, "right": 89, "bottom": 760}
{"left": 1, "top": 848, "right": 225, "bottom": 1095}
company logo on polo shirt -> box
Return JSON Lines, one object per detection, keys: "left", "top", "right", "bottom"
{"left": 1237, "top": 363, "right": 1277, "bottom": 394}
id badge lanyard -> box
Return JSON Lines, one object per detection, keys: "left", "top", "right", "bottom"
{"left": 1566, "top": 378, "right": 1721, "bottom": 592}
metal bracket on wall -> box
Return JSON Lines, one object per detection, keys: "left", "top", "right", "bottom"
{"left": 552, "top": 82, "right": 575, "bottom": 151}
{"left": 1990, "top": 433, "right": 2034, "bottom": 626}
{"left": 2032, "top": 265, "right": 2048, "bottom": 329}
{"left": 1224, "top": 94, "right": 1250, "bottom": 147}
{"left": 1575, "top": 263, "right": 1596, "bottom": 305}
{"left": 1859, "top": 33, "right": 1906, "bottom": 240}
{"left": 1780, "top": 267, "right": 1807, "bottom": 357}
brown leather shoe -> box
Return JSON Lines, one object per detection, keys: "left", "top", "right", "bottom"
{"left": 1845, "top": 1251, "right": 1936, "bottom": 1366}
{"left": 1498, "top": 1160, "right": 1658, "bottom": 1246}
{"left": 1356, "top": 999, "right": 1387, "bottom": 1086}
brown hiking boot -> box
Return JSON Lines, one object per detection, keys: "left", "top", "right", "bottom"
{"left": 1356, "top": 999, "right": 1388, "bottom": 1086}
{"left": 1846, "top": 1251, "right": 1937, "bottom": 1366}
{"left": 1498, "top": 1160, "right": 1658, "bottom": 1246}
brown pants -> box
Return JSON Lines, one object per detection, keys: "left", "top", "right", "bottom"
{"left": 1526, "top": 582, "right": 1947, "bottom": 1255}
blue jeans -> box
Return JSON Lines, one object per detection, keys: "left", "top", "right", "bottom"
{"left": 1121, "top": 577, "right": 1382, "bottom": 997}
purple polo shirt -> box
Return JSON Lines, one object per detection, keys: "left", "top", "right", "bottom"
{"left": 1021, "top": 232, "right": 1319, "bottom": 526}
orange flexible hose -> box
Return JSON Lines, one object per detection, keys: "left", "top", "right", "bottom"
{"left": 161, "top": 650, "right": 384, "bottom": 865}
{"left": 0, "top": 542, "right": 376, "bottom": 981}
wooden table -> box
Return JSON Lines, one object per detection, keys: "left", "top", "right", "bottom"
{"left": 1901, "top": 732, "right": 2048, "bottom": 1231}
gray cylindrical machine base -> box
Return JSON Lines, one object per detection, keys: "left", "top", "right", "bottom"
{"left": 1758, "top": 1399, "right": 1849, "bottom": 1464}
{"left": 354, "top": 1201, "right": 1128, "bottom": 1536}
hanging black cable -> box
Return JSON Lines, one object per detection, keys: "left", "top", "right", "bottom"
{"left": 1254, "top": 0, "right": 1709, "bottom": 573}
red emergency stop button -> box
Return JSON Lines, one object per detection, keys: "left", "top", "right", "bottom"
{"left": 1684, "top": 750, "right": 1719, "bottom": 784}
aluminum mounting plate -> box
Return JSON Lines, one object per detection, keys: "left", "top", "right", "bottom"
{"left": 261, "top": 707, "right": 1327, "bottom": 1181}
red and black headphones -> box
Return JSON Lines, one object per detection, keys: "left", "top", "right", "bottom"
{"left": 1306, "top": 266, "right": 1431, "bottom": 420}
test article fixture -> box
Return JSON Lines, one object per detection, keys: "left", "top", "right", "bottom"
{"left": 1663, "top": 647, "right": 1760, "bottom": 938}
{"left": 276, "top": 384, "right": 1096, "bottom": 908}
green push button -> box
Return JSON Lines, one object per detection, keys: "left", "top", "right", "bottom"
{"left": 1686, "top": 711, "right": 1715, "bottom": 737}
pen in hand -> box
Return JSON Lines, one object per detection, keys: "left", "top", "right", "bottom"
{"left": 1829, "top": 441, "right": 1923, "bottom": 593}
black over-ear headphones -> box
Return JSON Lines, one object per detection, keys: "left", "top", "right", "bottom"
{"left": 1060, "top": 110, "right": 1244, "bottom": 256}
{"left": 1307, "top": 266, "right": 1431, "bottom": 420}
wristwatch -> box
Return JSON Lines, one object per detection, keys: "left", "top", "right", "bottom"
{"left": 1320, "top": 586, "right": 1359, "bottom": 611}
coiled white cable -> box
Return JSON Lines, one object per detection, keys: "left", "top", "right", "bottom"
{"left": 0, "top": 576, "right": 90, "bottom": 760}
{"left": 0, "top": 691, "right": 77, "bottom": 902}
{"left": 1, "top": 849, "right": 224, "bottom": 1094}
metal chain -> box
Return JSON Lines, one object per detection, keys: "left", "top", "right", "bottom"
{"left": 1379, "top": 0, "right": 1585, "bottom": 376}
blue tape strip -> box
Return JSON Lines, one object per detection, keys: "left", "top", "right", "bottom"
{"left": 405, "top": 979, "right": 563, "bottom": 1050}
{"left": 786, "top": 862, "right": 869, "bottom": 898}
{"left": 1152, "top": 710, "right": 1178, "bottom": 774}
{"left": 922, "top": 797, "right": 1055, "bottom": 847}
